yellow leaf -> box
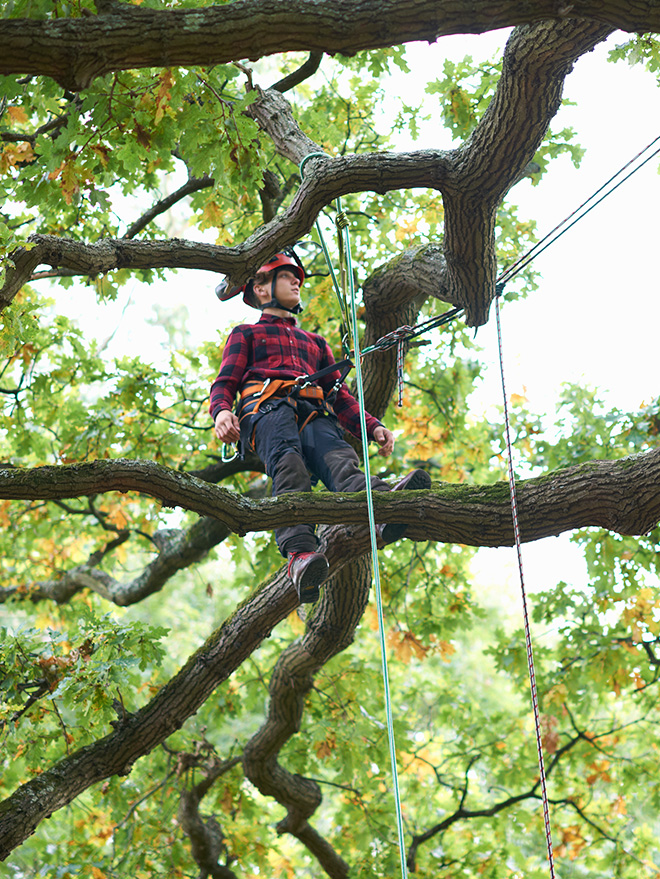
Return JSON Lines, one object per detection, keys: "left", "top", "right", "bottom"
{"left": 0, "top": 142, "right": 36, "bottom": 172}
{"left": 0, "top": 501, "right": 11, "bottom": 528}
{"left": 540, "top": 714, "right": 559, "bottom": 754}
{"left": 436, "top": 639, "right": 456, "bottom": 663}
{"left": 314, "top": 732, "right": 336, "bottom": 759}
{"left": 90, "top": 144, "right": 111, "bottom": 168}
{"left": 7, "top": 105, "right": 28, "bottom": 124}
{"left": 611, "top": 795, "right": 627, "bottom": 816}
{"left": 106, "top": 504, "right": 129, "bottom": 529}
{"left": 220, "top": 784, "right": 234, "bottom": 813}
{"left": 154, "top": 69, "right": 174, "bottom": 125}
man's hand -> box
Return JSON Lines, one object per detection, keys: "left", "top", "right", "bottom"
{"left": 373, "top": 425, "right": 395, "bottom": 457}
{"left": 214, "top": 410, "right": 240, "bottom": 444}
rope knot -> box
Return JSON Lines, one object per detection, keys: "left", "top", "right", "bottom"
{"left": 336, "top": 211, "right": 349, "bottom": 229}
{"left": 374, "top": 325, "right": 414, "bottom": 350}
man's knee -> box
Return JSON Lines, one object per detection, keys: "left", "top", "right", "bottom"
{"left": 273, "top": 450, "right": 312, "bottom": 494}
{"left": 324, "top": 447, "right": 366, "bottom": 492}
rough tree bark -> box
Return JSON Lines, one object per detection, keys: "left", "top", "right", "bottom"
{"left": 1, "top": 450, "right": 659, "bottom": 547}
{"left": 0, "top": 0, "right": 654, "bottom": 90}
{"left": 0, "top": 20, "right": 612, "bottom": 325}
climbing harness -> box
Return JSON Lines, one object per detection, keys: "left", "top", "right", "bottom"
{"left": 221, "top": 358, "right": 355, "bottom": 462}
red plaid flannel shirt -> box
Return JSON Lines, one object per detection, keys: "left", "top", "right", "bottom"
{"left": 209, "top": 313, "right": 382, "bottom": 440}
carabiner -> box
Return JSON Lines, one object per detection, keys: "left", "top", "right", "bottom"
{"left": 221, "top": 443, "right": 239, "bottom": 463}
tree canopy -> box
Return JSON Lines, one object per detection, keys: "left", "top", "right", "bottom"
{"left": 1, "top": 2, "right": 660, "bottom": 877}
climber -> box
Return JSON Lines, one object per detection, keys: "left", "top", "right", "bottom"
{"left": 209, "top": 251, "right": 431, "bottom": 603}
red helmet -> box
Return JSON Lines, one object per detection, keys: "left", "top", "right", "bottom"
{"left": 215, "top": 252, "right": 305, "bottom": 308}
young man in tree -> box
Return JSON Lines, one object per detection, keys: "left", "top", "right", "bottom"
{"left": 210, "top": 252, "right": 431, "bottom": 603}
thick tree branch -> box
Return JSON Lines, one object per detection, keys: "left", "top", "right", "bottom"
{"left": 0, "top": 0, "right": 655, "bottom": 91}
{"left": 0, "top": 150, "right": 455, "bottom": 311}
{"left": 1, "top": 449, "right": 659, "bottom": 547}
{"left": 248, "top": 19, "right": 613, "bottom": 325}
{"left": 178, "top": 756, "right": 242, "bottom": 879}
{"left": 243, "top": 556, "right": 372, "bottom": 878}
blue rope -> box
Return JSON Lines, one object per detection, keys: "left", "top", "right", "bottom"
{"left": 338, "top": 195, "right": 409, "bottom": 879}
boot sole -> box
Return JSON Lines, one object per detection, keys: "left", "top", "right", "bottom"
{"left": 381, "top": 469, "right": 432, "bottom": 544}
{"left": 297, "top": 557, "right": 329, "bottom": 603}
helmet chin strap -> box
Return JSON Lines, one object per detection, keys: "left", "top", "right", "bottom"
{"left": 259, "top": 271, "right": 303, "bottom": 314}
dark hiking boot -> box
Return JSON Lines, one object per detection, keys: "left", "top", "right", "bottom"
{"left": 287, "top": 551, "right": 329, "bottom": 603}
{"left": 377, "top": 468, "right": 432, "bottom": 545}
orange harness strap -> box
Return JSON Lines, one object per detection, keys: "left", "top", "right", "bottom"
{"left": 237, "top": 380, "right": 331, "bottom": 451}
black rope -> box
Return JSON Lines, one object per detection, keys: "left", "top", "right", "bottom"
{"left": 498, "top": 133, "right": 660, "bottom": 288}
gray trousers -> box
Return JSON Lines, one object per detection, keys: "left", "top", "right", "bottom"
{"left": 244, "top": 398, "right": 389, "bottom": 555}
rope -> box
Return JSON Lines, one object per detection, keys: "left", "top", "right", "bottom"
{"left": 299, "top": 154, "right": 353, "bottom": 356}
{"left": 494, "top": 288, "right": 556, "bottom": 878}
{"left": 498, "top": 132, "right": 660, "bottom": 287}
{"left": 338, "top": 202, "right": 410, "bottom": 879}
{"left": 396, "top": 332, "right": 409, "bottom": 407}
{"left": 362, "top": 307, "right": 464, "bottom": 355}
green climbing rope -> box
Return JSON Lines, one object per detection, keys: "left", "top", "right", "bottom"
{"left": 299, "top": 154, "right": 353, "bottom": 356}
{"left": 338, "top": 195, "right": 410, "bottom": 879}
{"left": 300, "top": 155, "right": 409, "bottom": 877}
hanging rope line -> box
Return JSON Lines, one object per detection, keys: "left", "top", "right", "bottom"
{"left": 301, "top": 155, "right": 410, "bottom": 878}
{"left": 340, "top": 198, "right": 410, "bottom": 879}
{"left": 490, "top": 137, "right": 660, "bottom": 874}
{"left": 494, "top": 288, "right": 556, "bottom": 877}
{"left": 498, "top": 132, "right": 660, "bottom": 287}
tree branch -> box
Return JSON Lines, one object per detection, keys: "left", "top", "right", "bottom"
{"left": 1, "top": 450, "right": 659, "bottom": 547}
{"left": 0, "top": 0, "right": 654, "bottom": 91}
{"left": 243, "top": 556, "right": 372, "bottom": 877}
{"left": 0, "top": 481, "right": 268, "bottom": 608}
{"left": 178, "top": 756, "right": 242, "bottom": 879}
{"left": 269, "top": 50, "right": 324, "bottom": 94}
{"left": 1, "top": 21, "right": 611, "bottom": 324}
{"left": 0, "top": 520, "right": 368, "bottom": 859}
{"left": 122, "top": 174, "right": 214, "bottom": 240}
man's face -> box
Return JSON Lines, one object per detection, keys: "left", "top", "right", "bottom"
{"left": 254, "top": 268, "right": 301, "bottom": 310}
